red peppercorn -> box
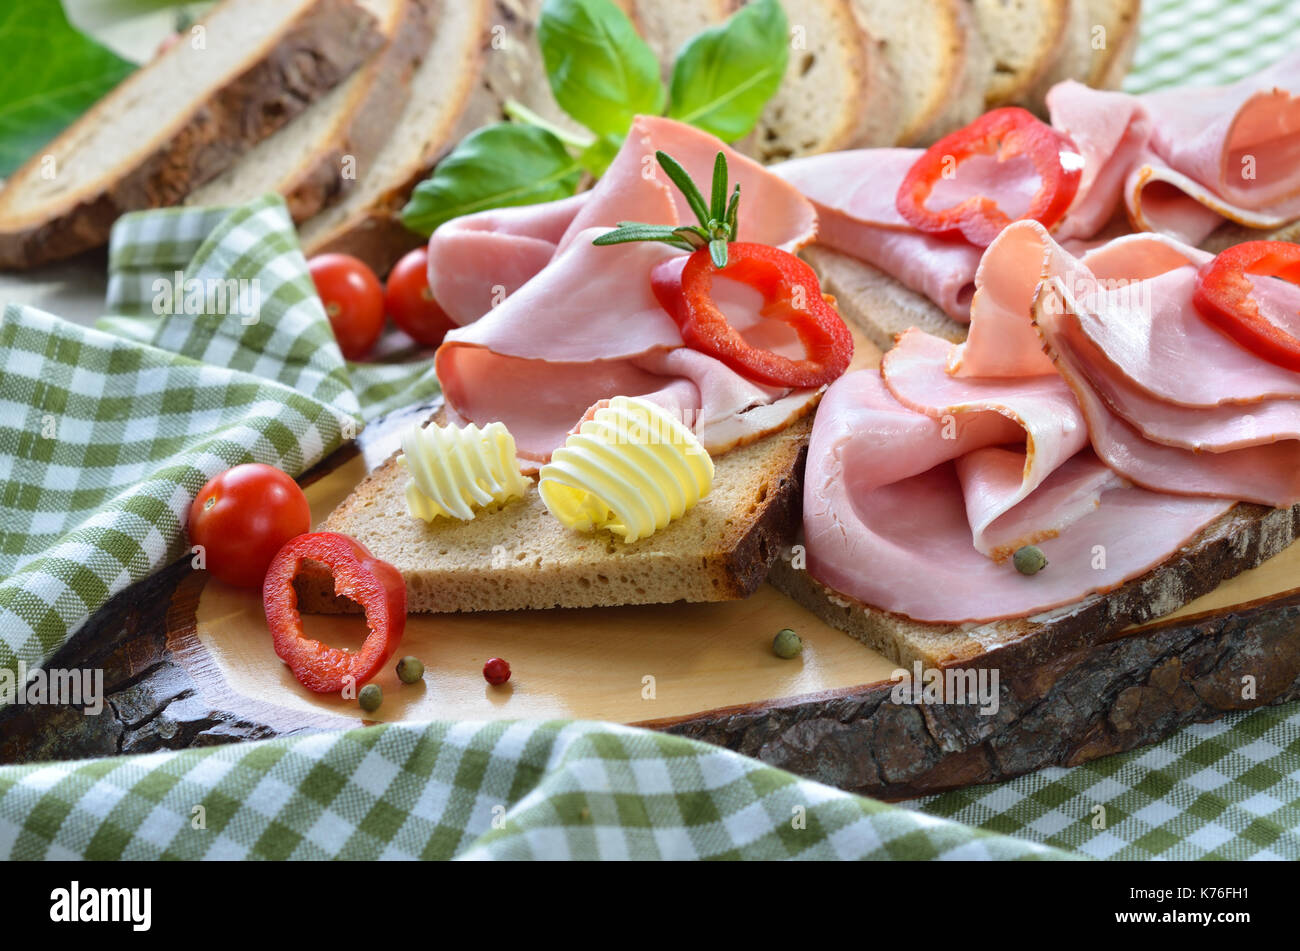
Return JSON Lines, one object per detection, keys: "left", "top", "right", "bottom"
{"left": 483, "top": 657, "right": 511, "bottom": 686}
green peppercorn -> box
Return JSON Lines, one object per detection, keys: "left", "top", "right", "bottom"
{"left": 772, "top": 628, "right": 803, "bottom": 659}
{"left": 396, "top": 656, "right": 424, "bottom": 684}
{"left": 1013, "top": 545, "right": 1048, "bottom": 576}
{"left": 358, "top": 683, "right": 383, "bottom": 713}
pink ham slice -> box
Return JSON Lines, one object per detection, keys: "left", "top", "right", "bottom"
{"left": 953, "top": 220, "right": 1300, "bottom": 507}
{"left": 1051, "top": 52, "right": 1300, "bottom": 245}
{"left": 802, "top": 370, "right": 1231, "bottom": 624}
{"left": 427, "top": 115, "right": 817, "bottom": 327}
{"left": 773, "top": 150, "right": 983, "bottom": 322}
{"left": 432, "top": 117, "right": 826, "bottom": 465}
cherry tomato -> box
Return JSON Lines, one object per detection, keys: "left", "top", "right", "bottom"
{"left": 308, "top": 253, "right": 385, "bottom": 361}
{"left": 384, "top": 247, "right": 456, "bottom": 348}
{"left": 188, "top": 464, "right": 312, "bottom": 589}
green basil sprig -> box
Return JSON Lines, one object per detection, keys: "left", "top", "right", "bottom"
{"left": 667, "top": 0, "right": 789, "bottom": 141}
{"left": 537, "top": 0, "right": 665, "bottom": 138}
{"left": 400, "top": 0, "right": 789, "bottom": 238}
{"left": 593, "top": 150, "right": 739, "bottom": 269}
{"left": 401, "top": 124, "right": 582, "bottom": 235}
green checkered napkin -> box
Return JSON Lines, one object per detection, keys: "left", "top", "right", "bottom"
{"left": 0, "top": 720, "right": 1076, "bottom": 860}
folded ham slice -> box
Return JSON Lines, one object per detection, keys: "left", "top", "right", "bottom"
{"left": 773, "top": 52, "right": 1300, "bottom": 322}
{"left": 1054, "top": 51, "right": 1300, "bottom": 245}
{"left": 428, "top": 115, "right": 817, "bottom": 326}
{"left": 804, "top": 217, "right": 1300, "bottom": 623}
{"left": 803, "top": 369, "right": 1231, "bottom": 623}
{"left": 431, "top": 116, "right": 825, "bottom": 465}
{"left": 969, "top": 221, "right": 1300, "bottom": 506}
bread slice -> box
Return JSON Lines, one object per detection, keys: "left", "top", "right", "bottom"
{"left": 1083, "top": 0, "right": 1141, "bottom": 90}
{"left": 770, "top": 501, "right": 1300, "bottom": 669}
{"left": 749, "top": 0, "right": 901, "bottom": 161}
{"left": 1018, "top": 0, "right": 1095, "bottom": 114}
{"left": 186, "top": 0, "right": 435, "bottom": 222}
{"left": 973, "top": 0, "right": 1070, "bottom": 108}
{"left": 628, "top": 0, "right": 734, "bottom": 76}
{"left": 848, "top": 0, "right": 984, "bottom": 147}
{"left": 296, "top": 414, "right": 813, "bottom": 614}
{"left": 297, "top": 0, "right": 493, "bottom": 275}
{"left": 0, "top": 0, "right": 383, "bottom": 269}
{"left": 472, "top": 0, "right": 599, "bottom": 147}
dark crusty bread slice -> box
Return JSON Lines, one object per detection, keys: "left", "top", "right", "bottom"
{"left": 297, "top": 414, "right": 813, "bottom": 614}
{"left": 770, "top": 501, "right": 1300, "bottom": 669}
{"left": 187, "top": 0, "right": 435, "bottom": 222}
{"left": 297, "top": 0, "right": 493, "bottom": 275}
{"left": 0, "top": 0, "right": 383, "bottom": 269}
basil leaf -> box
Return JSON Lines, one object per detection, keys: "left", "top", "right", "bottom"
{"left": 400, "top": 123, "right": 581, "bottom": 237}
{"left": 0, "top": 0, "right": 136, "bottom": 177}
{"left": 537, "top": 0, "right": 665, "bottom": 138}
{"left": 666, "top": 0, "right": 789, "bottom": 142}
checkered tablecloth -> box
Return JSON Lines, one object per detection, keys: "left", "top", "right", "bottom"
{"left": 0, "top": 0, "right": 1297, "bottom": 861}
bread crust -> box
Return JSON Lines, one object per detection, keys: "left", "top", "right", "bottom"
{"left": 0, "top": 0, "right": 384, "bottom": 270}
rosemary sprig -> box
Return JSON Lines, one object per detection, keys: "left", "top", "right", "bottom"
{"left": 592, "top": 150, "right": 740, "bottom": 268}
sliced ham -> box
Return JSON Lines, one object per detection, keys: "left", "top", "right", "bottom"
{"left": 432, "top": 118, "right": 824, "bottom": 465}
{"left": 773, "top": 150, "right": 983, "bottom": 322}
{"left": 427, "top": 115, "right": 817, "bottom": 328}
{"left": 950, "top": 220, "right": 1300, "bottom": 507}
{"left": 1052, "top": 53, "right": 1300, "bottom": 245}
{"left": 802, "top": 370, "right": 1231, "bottom": 624}
{"left": 804, "top": 215, "right": 1300, "bottom": 623}
{"left": 770, "top": 54, "right": 1300, "bottom": 324}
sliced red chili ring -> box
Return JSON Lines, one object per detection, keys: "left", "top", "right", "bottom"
{"left": 262, "top": 532, "right": 406, "bottom": 694}
{"left": 651, "top": 243, "right": 854, "bottom": 389}
{"left": 1192, "top": 240, "right": 1300, "bottom": 372}
{"left": 896, "top": 106, "right": 1084, "bottom": 247}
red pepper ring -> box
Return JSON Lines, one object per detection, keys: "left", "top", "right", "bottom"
{"left": 652, "top": 243, "right": 854, "bottom": 390}
{"left": 1192, "top": 240, "right": 1300, "bottom": 372}
{"left": 895, "top": 106, "right": 1084, "bottom": 248}
{"left": 262, "top": 532, "right": 406, "bottom": 694}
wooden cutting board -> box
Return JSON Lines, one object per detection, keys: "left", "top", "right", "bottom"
{"left": 3, "top": 331, "right": 1298, "bottom": 798}
{"left": 159, "top": 334, "right": 1300, "bottom": 800}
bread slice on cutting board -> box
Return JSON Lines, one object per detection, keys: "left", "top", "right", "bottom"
{"left": 297, "top": 0, "right": 494, "bottom": 275}
{"left": 749, "top": 0, "right": 902, "bottom": 161}
{"left": 770, "top": 497, "right": 1300, "bottom": 670}
{"left": 296, "top": 413, "right": 813, "bottom": 614}
{"left": 0, "top": 0, "right": 384, "bottom": 270}
{"left": 187, "top": 0, "right": 435, "bottom": 222}
{"left": 847, "top": 0, "right": 988, "bottom": 147}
